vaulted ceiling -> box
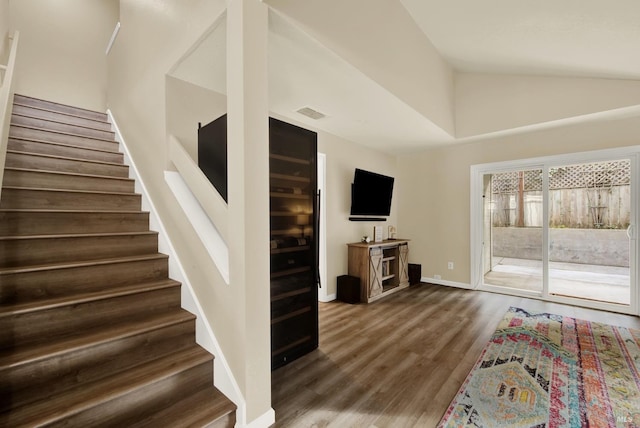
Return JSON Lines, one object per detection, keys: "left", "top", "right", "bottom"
{"left": 171, "top": 0, "right": 640, "bottom": 154}
{"left": 401, "top": 0, "right": 640, "bottom": 80}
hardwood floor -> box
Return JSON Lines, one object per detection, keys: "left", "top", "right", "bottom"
{"left": 271, "top": 283, "right": 640, "bottom": 427}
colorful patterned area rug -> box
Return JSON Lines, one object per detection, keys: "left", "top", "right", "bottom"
{"left": 438, "top": 307, "right": 640, "bottom": 428}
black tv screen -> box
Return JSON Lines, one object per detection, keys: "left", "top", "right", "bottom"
{"left": 350, "top": 168, "right": 394, "bottom": 216}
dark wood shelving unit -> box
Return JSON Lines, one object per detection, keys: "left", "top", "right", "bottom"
{"left": 269, "top": 117, "right": 318, "bottom": 370}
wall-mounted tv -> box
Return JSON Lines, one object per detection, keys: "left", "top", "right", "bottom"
{"left": 350, "top": 168, "right": 394, "bottom": 219}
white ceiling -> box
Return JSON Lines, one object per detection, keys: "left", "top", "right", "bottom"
{"left": 171, "top": 1, "right": 640, "bottom": 154}
{"left": 268, "top": 11, "right": 453, "bottom": 153}
{"left": 401, "top": 0, "right": 640, "bottom": 80}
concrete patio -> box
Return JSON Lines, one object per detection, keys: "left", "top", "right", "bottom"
{"left": 485, "top": 257, "right": 630, "bottom": 305}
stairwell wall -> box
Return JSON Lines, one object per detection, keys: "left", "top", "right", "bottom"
{"left": 0, "top": 0, "right": 9, "bottom": 63}
{"left": 106, "top": 0, "right": 276, "bottom": 425}
{"left": 7, "top": 0, "right": 118, "bottom": 112}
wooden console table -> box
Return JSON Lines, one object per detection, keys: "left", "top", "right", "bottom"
{"left": 347, "top": 239, "right": 409, "bottom": 303}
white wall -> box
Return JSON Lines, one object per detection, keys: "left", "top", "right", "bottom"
{"left": 0, "top": 0, "right": 9, "bottom": 64}
{"left": 8, "top": 0, "right": 118, "bottom": 111}
{"left": 318, "top": 132, "right": 400, "bottom": 296}
{"left": 456, "top": 73, "right": 640, "bottom": 138}
{"left": 165, "top": 75, "right": 226, "bottom": 160}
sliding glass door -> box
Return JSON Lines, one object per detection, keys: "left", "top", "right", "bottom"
{"left": 471, "top": 149, "right": 638, "bottom": 314}
{"left": 547, "top": 160, "right": 631, "bottom": 305}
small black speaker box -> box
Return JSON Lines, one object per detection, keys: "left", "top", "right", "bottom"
{"left": 409, "top": 263, "right": 422, "bottom": 285}
{"left": 337, "top": 275, "right": 360, "bottom": 304}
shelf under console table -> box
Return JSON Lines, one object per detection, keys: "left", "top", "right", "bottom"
{"left": 347, "top": 239, "right": 410, "bottom": 303}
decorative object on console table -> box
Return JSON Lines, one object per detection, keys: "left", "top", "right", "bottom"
{"left": 388, "top": 225, "right": 396, "bottom": 239}
{"left": 269, "top": 117, "right": 318, "bottom": 371}
{"left": 347, "top": 239, "right": 410, "bottom": 303}
{"left": 373, "top": 225, "right": 383, "bottom": 242}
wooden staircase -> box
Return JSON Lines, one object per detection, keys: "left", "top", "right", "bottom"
{"left": 0, "top": 94, "right": 236, "bottom": 427}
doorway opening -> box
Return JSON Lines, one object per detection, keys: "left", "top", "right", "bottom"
{"left": 317, "top": 152, "right": 329, "bottom": 302}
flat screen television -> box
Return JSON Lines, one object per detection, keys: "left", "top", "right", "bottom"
{"left": 350, "top": 168, "right": 394, "bottom": 217}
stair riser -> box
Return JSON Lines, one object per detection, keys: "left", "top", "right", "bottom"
{"left": 10, "top": 126, "right": 118, "bottom": 152}
{"left": 0, "top": 188, "right": 141, "bottom": 210}
{"left": 8, "top": 138, "right": 123, "bottom": 164}
{"left": 13, "top": 94, "right": 108, "bottom": 122}
{"left": 0, "top": 257, "right": 169, "bottom": 303}
{"left": 0, "top": 286, "right": 182, "bottom": 349}
{"left": 3, "top": 169, "right": 134, "bottom": 193}
{"left": 12, "top": 104, "right": 112, "bottom": 132}
{"left": 0, "top": 233, "right": 159, "bottom": 268}
{"left": 0, "top": 319, "right": 197, "bottom": 413}
{"left": 6, "top": 152, "right": 129, "bottom": 178}
{"left": 0, "top": 211, "right": 149, "bottom": 236}
{"left": 11, "top": 115, "right": 115, "bottom": 141}
{"left": 63, "top": 360, "right": 213, "bottom": 427}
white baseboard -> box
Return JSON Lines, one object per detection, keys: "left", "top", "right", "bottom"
{"left": 422, "top": 277, "right": 474, "bottom": 290}
{"left": 243, "top": 408, "right": 275, "bottom": 428}
{"left": 319, "top": 293, "right": 336, "bottom": 302}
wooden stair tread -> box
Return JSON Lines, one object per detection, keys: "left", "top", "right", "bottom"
{"left": 0, "top": 209, "right": 150, "bottom": 235}
{"left": 4, "top": 166, "right": 134, "bottom": 182}
{"left": 0, "top": 309, "right": 194, "bottom": 370}
{"left": 0, "top": 253, "right": 169, "bottom": 275}
{"left": 0, "top": 208, "right": 147, "bottom": 214}
{"left": 134, "top": 385, "right": 236, "bottom": 428}
{"left": 0, "top": 279, "right": 180, "bottom": 317}
{"left": 13, "top": 94, "right": 109, "bottom": 121}
{"left": 8, "top": 135, "right": 120, "bottom": 154}
{"left": 12, "top": 102, "right": 111, "bottom": 125}
{"left": 0, "top": 185, "right": 138, "bottom": 197}
{"left": 0, "top": 345, "right": 212, "bottom": 426}
{"left": 7, "top": 149, "right": 126, "bottom": 168}
{"left": 0, "top": 230, "right": 158, "bottom": 241}
{"left": 12, "top": 112, "right": 114, "bottom": 134}
{"left": 9, "top": 124, "right": 116, "bottom": 144}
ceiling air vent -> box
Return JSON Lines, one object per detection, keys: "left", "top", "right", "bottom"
{"left": 296, "top": 107, "right": 326, "bottom": 120}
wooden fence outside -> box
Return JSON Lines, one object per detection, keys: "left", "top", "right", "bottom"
{"left": 490, "top": 160, "right": 631, "bottom": 229}
{"left": 491, "top": 186, "right": 631, "bottom": 229}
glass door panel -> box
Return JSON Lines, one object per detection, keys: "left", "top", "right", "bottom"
{"left": 483, "top": 169, "right": 544, "bottom": 293}
{"left": 547, "top": 160, "right": 631, "bottom": 305}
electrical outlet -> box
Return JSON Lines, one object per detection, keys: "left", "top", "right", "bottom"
{"left": 434, "top": 274, "right": 442, "bottom": 280}
{"left": 448, "top": 262, "right": 454, "bottom": 270}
